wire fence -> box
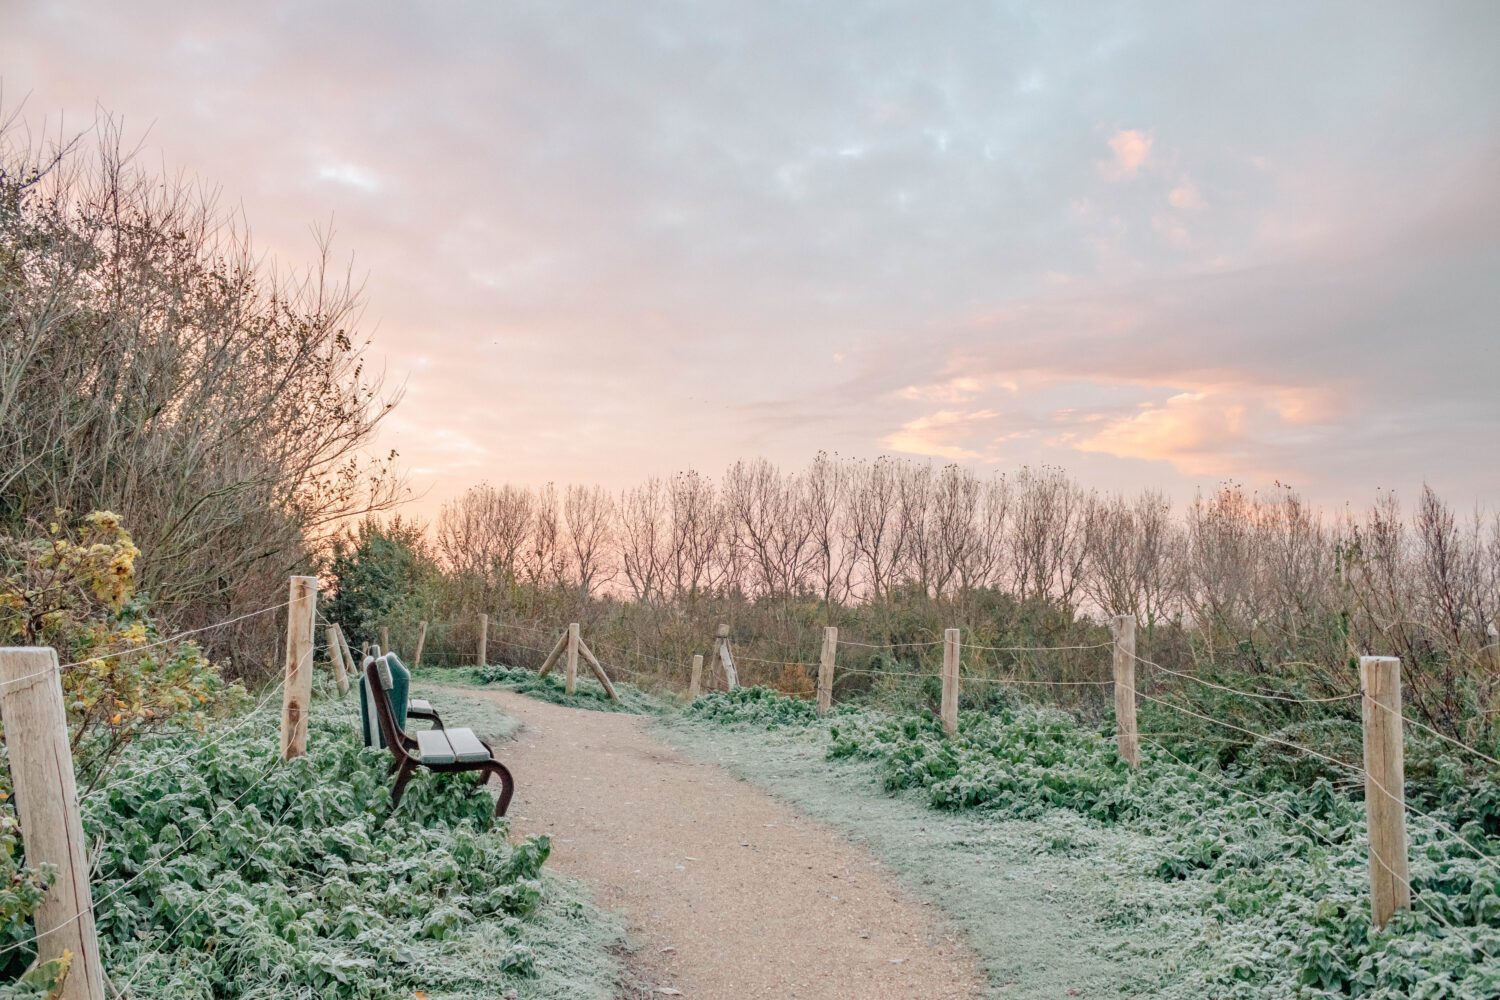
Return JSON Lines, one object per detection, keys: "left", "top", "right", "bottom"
{"left": 9, "top": 593, "right": 1498, "bottom": 985}
{"left": 0, "top": 595, "right": 315, "bottom": 981}
{"left": 0, "top": 598, "right": 294, "bottom": 696}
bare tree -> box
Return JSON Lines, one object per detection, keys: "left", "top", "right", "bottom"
{"left": 564, "top": 484, "right": 616, "bottom": 598}
{"left": 0, "top": 114, "right": 400, "bottom": 676}
{"left": 618, "top": 478, "right": 668, "bottom": 603}
{"left": 436, "top": 483, "right": 533, "bottom": 589}
{"left": 893, "top": 462, "right": 935, "bottom": 596}
{"left": 722, "top": 458, "right": 813, "bottom": 599}
{"left": 666, "top": 469, "right": 726, "bottom": 602}
{"left": 928, "top": 464, "right": 980, "bottom": 598}
{"left": 1084, "top": 489, "right": 1181, "bottom": 628}
{"left": 847, "top": 456, "right": 904, "bottom": 603}
{"left": 521, "top": 484, "right": 566, "bottom": 589}
{"left": 805, "top": 452, "right": 854, "bottom": 612}
{"left": 1009, "top": 466, "right": 1092, "bottom": 606}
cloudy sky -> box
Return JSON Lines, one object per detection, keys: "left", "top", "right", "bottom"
{"left": 6, "top": 1, "right": 1498, "bottom": 513}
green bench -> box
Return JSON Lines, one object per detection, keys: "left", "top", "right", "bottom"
{"left": 414, "top": 726, "right": 492, "bottom": 764}
{"left": 358, "top": 649, "right": 443, "bottom": 750}
{"left": 363, "top": 653, "right": 515, "bottom": 817}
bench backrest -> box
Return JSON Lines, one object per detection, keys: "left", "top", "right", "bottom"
{"left": 359, "top": 652, "right": 410, "bottom": 750}
{"left": 363, "top": 655, "right": 416, "bottom": 763}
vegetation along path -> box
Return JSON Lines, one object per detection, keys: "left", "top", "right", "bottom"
{"left": 449, "top": 686, "right": 983, "bottom": 1000}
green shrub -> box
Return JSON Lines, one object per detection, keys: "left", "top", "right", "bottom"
{"left": 469, "top": 664, "right": 658, "bottom": 714}
{"left": 697, "top": 686, "right": 1500, "bottom": 997}
{"left": 3, "top": 704, "right": 562, "bottom": 998}
{"left": 687, "top": 686, "right": 822, "bottom": 728}
{"left": 0, "top": 512, "right": 246, "bottom": 993}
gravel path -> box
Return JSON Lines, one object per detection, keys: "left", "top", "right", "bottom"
{"left": 455, "top": 687, "right": 984, "bottom": 1000}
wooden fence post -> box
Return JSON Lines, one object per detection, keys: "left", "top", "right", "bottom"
{"left": 0, "top": 648, "right": 107, "bottom": 1000}
{"left": 478, "top": 613, "right": 489, "bottom": 667}
{"left": 689, "top": 653, "right": 703, "bottom": 701}
{"left": 565, "top": 622, "right": 580, "bottom": 695}
{"left": 575, "top": 635, "right": 620, "bottom": 701}
{"left": 336, "top": 625, "right": 359, "bottom": 688}
{"left": 379, "top": 626, "right": 390, "bottom": 656}
{"left": 713, "top": 623, "right": 738, "bottom": 689}
{"left": 941, "top": 627, "right": 960, "bottom": 737}
{"left": 1113, "top": 613, "right": 1139, "bottom": 767}
{"left": 414, "top": 620, "right": 428, "bottom": 667}
{"left": 325, "top": 625, "right": 349, "bottom": 696}
{"left": 1361, "top": 655, "right": 1410, "bottom": 928}
{"left": 537, "top": 630, "right": 568, "bottom": 677}
{"left": 818, "top": 626, "right": 838, "bottom": 715}
{"left": 280, "top": 575, "right": 318, "bottom": 761}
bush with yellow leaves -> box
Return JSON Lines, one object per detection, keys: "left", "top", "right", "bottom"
{"left": 1, "top": 511, "right": 244, "bottom": 778}
{"left": 0, "top": 512, "right": 244, "bottom": 988}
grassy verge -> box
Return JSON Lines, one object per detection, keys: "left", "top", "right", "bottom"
{"left": 7, "top": 698, "right": 624, "bottom": 999}
{"left": 411, "top": 678, "right": 525, "bottom": 740}
{"left": 665, "top": 687, "right": 1500, "bottom": 999}
{"left": 660, "top": 692, "right": 1194, "bottom": 998}
{"left": 414, "top": 663, "right": 663, "bottom": 715}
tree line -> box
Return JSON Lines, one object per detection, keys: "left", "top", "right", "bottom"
{"left": 351, "top": 455, "right": 1498, "bottom": 738}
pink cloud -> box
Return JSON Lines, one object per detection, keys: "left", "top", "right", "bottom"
{"left": 883, "top": 409, "right": 1002, "bottom": 462}
{"left": 1168, "top": 179, "right": 1205, "bottom": 210}
{"left": 1103, "top": 129, "right": 1152, "bottom": 178}
{"left": 895, "top": 374, "right": 1018, "bottom": 403}
{"left": 1151, "top": 214, "right": 1191, "bottom": 247}
{"left": 1072, "top": 385, "right": 1340, "bottom": 476}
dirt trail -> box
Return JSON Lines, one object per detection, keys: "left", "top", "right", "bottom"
{"left": 454, "top": 687, "right": 983, "bottom": 1000}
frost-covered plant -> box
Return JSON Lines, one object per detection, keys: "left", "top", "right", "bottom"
{"left": 0, "top": 513, "right": 243, "bottom": 774}
{"left": 2, "top": 706, "right": 556, "bottom": 997}
{"left": 470, "top": 663, "right": 658, "bottom": 714}
{"left": 0, "top": 512, "right": 245, "bottom": 989}
{"left": 687, "top": 686, "right": 824, "bottom": 729}
{"left": 705, "top": 687, "right": 1500, "bottom": 997}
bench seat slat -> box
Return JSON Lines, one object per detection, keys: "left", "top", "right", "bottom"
{"left": 446, "top": 727, "right": 492, "bottom": 763}
{"left": 416, "top": 729, "right": 456, "bottom": 765}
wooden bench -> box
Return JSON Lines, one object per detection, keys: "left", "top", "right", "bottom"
{"left": 408, "top": 697, "right": 443, "bottom": 729}
{"left": 359, "top": 649, "right": 444, "bottom": 749}
{"left": 365, "top": 656, "right": 515, "bottom": 817}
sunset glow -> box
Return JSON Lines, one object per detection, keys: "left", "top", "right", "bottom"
{"left": 7, "top": 1, "right": 1497, "bottom": 513}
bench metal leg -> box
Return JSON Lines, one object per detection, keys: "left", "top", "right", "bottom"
{"left": 390, "top": 758, "right": 418, "bottom": 811}
{"left": 487, "top": 761, "right": 515, "bottom": 818}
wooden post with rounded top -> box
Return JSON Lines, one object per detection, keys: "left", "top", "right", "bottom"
{"left": 414, "top": 620, "right": 428, "bottom": 667}
{"left": 1361, "top": 655, "right": 1410, "bottom": 927}
{"left": 325, "top": 625, "right": 349, "bottom": 696}
{"left": 565, "top": 622, "right": 581, "bottom": 694}
{"left": 478, "top": 613, "right": 489, "bottom": 667}
{"left": 941, "top": 628, "right": 960, "bottom": 737}
{"left": 0, "top": 647, "right": 107, "bottom": 1000}
{"left": 689, "top": 653, "right": 704, "bottom": 701}
{"left": 336, "top": 625, "right": 359, "bottom": 688}
{"left": 713, "top": 623, "right": 738, "bottom": 689}
{"left": 1113, "top": 614, "right": 1139, "bottom": 767}
{"left": 817, "top": 626, "right": 838, "bottom": 715}
{"left": 280, "top": 575, "right": 318, "bottom": 761}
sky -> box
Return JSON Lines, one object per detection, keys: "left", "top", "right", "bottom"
{"left": 5, "top": 1, "right": 1498, "bottom": 516}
